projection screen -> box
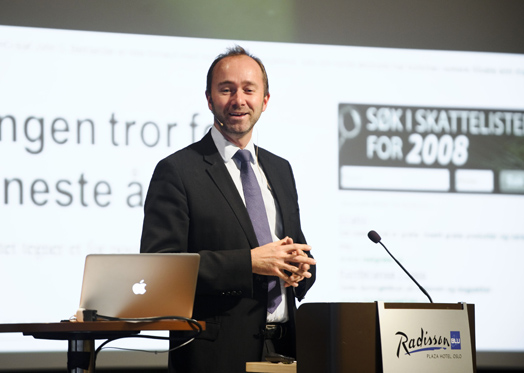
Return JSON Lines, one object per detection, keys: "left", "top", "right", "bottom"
{"left": 0, "top": 23, "right": 523, "bottom": 370}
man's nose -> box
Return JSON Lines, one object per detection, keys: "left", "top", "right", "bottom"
{"left": 230, "top": 91, "right": 246, "bottom": 106}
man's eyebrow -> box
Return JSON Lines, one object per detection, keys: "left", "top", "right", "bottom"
{"left": 217, "top": 80, "right": 258, "bottom": 87}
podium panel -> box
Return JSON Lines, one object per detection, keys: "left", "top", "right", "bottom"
{"left": 296, "top": 303, "right": 475, "bottom": 373}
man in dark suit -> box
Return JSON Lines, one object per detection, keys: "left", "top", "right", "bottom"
{"left": 140, "top": 45, "right": 316, "bottom": 373}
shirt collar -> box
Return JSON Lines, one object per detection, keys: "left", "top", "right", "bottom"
{"left": 211, "top": 125, "right": 257, "bottom": 164}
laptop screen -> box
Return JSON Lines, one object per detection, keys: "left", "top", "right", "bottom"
{"left": 78, "top": 253, "right": 200, "bottom": 319}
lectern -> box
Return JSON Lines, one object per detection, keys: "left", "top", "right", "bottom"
{"left": 296, "top": 302, "right": 475, "bottom": 373}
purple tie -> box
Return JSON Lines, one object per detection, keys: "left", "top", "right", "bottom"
{"left": 234, "top": 149, "right": 282, "bottom": 314}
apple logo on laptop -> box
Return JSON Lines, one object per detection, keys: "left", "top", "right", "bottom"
{"left": 132, "top": 279, "right": 147, "bottom": 295}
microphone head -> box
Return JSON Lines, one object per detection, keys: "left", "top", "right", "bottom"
{"left": 368, "top": 230, "right": 381, "bottom": 243}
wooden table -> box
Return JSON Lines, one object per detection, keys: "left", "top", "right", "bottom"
{"left": 0, "top": 320, "right": 204, "bottom": 372}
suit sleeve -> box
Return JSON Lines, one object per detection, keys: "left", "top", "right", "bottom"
{"left": 140, "top": 158, "right": 189, "bottom": 254}
{"left": 140, "top": 156, "right": 254, "bottom": 299}
{"left": 266, "top": 157, "right": 316, "bottom": 302}
{"left": 288, "top": 163, "right": 316, "bottom": 302}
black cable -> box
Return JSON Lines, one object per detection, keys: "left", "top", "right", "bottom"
{"left": 92, "top": 314, "right": 203, "bottom": 369}
{"left": 95, "top": 334, "right": 170, "bottom": 357}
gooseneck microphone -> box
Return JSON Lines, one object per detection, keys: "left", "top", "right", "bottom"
{"left": 367, "top": 230, "right": 433, "bottom": 303}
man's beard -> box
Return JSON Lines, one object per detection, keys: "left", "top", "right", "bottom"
{"left": 211, "top": 104, "right": 258, "bottom": 137}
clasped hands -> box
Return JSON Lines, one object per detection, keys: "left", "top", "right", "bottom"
{"left": 251, "top": 236, "right": 316, "bottom": 288}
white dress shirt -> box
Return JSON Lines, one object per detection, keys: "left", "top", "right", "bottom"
{"left": 211, "top": 126, "right": 288, "bottom": 323}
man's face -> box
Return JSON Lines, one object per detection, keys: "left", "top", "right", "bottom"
{"left": 207, "top": 55, "right": 270, "bottom": 144}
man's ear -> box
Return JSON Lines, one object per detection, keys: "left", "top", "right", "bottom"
{"left": 206, "top": 91, "right": 213, "bottom": 111}
{"left": 262, "top": 93, "right": 270, "bottom": 112}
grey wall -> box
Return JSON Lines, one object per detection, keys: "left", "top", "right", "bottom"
{"left": 1, "top": 0, "right": 523, "bottom": 54}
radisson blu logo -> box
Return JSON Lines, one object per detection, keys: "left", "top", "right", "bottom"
{"left": 396, "top": 329, "right": 461, "bottom": 357}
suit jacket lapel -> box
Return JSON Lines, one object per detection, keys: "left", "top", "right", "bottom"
{"left": 198, "top": 132, "right": 260, "bottom": 249}
{"left": 257, "top": 149, "right": 293, "bottom": 234}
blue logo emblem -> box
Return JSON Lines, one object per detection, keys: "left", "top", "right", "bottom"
{"left": 450, "top": 331, "right": 461, "bottom": 350}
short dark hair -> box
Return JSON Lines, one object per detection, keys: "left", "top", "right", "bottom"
{"left": 206, "top": 45, "right": 269, "bottom": 97}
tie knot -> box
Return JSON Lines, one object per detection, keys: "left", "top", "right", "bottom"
{"left": 234, "top": 149, "right": 252, "bottom": 164}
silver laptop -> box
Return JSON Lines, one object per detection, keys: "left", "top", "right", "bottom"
{"left": 78, "top": 253, "right": 200, "bottom": 320}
